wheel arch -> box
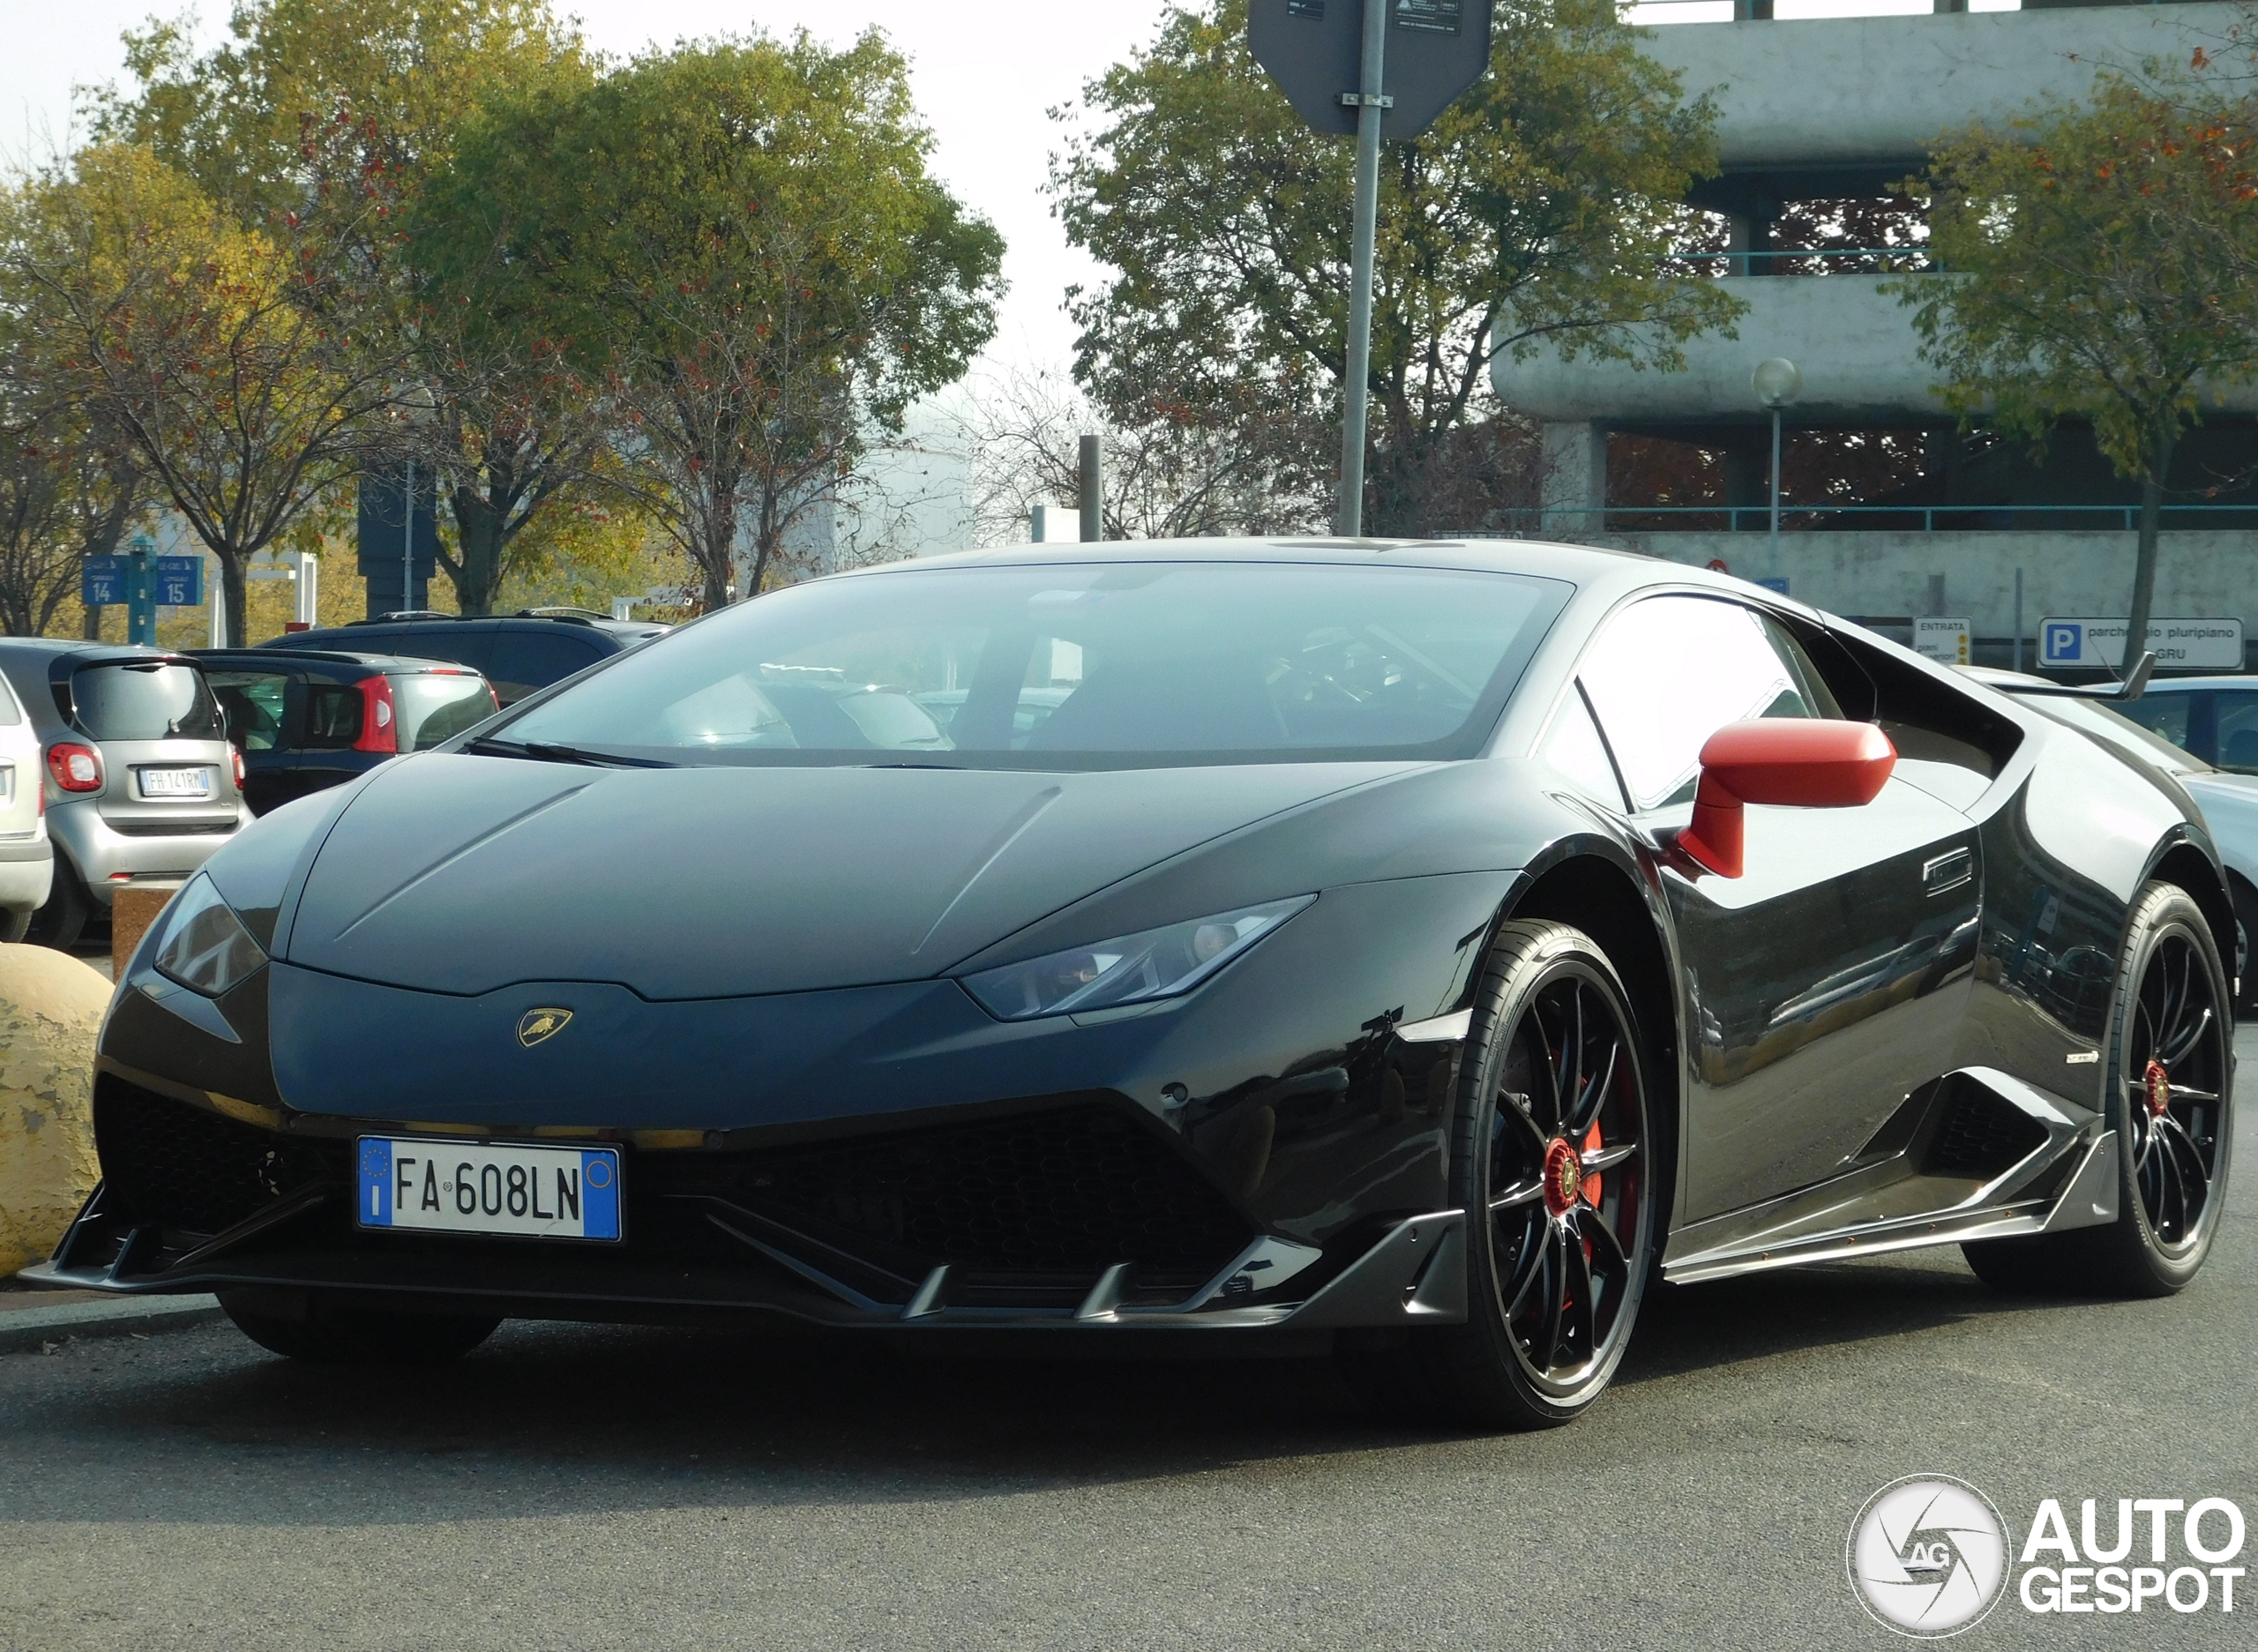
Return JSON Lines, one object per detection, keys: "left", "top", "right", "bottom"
{"left": 1499, "top": 845, "right": 1684, "bottom": 1235}
{"left": 2148, "top": 834, "right": 2235, "bottom": 969}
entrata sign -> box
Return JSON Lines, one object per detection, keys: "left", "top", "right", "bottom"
{"left": 1913, "top": 617, "right": 1970, "bottom": 666}
{"left": 2039, "top": 617, "right": 2244, "bottom": 672}
{"left": 1249, "top": 0, "right": 1496, "bottom": 139}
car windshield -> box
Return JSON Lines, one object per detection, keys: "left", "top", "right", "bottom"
{"left": 497, "top": 561, "right": 1569, "bottom": 768}
{"left": 392, "top": 672, "right": 497, "bottom": 753}
{"left": 71, "top": 662, "right": 225, "bottom": 741}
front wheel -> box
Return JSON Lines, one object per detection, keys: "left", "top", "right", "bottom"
{"left": 220, "top": 1290, "right": 501, "bottom": 1364}
{"left": 1349, "top": 921, "right": 1658, "bottom": 1430}
{"left": 1964, "top": 881, "right": 2234, "bottom": 1297}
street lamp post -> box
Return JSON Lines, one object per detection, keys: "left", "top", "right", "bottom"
{"left": 1753, "top": 356, "right": 1801, "bottom": 582}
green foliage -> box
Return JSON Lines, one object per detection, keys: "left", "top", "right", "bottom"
{"left": 1903, "top": 71, "right": 2258, "bottom": 651}
{"left": 417, "top": 32, "right": 1003, "bottom": 608}
{"left": 4, "top": 144, "right": 400, "bottom": 645}
{"left": 96, "top": 0, "right": 588, "bottom": 220}
{"left": 1052, "top": 0, "right": 1738, "bottom": 534}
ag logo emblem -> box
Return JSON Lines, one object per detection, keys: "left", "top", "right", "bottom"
{"left": 517, "top": 1007, "right": 574, "bottom": 1048}
{"left": 1848, "top": 1476, "right": 2009, "bottom": 1638}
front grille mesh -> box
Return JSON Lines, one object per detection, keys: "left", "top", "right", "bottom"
{"left": 94, "top": 1078, "right": 341, "bottom": 1234}
{"left": 662, "top": 1103, "right": 1250, "bottom": 1287}
{"left": 92, "top": 1081, "right": 1250, "bottom": 1294}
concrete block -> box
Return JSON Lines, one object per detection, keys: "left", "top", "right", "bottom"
{"left": 110, "top": 884, "right": 181, "bottom": 980}
{"left": 0, "top": 947, "right": 114, "bottom": 1276}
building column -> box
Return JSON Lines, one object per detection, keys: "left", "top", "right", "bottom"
{"left": 1540, "top": 422, "right": 1608, "bottom": 542}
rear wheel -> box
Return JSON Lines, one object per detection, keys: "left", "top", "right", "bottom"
{"left": 220, "top": 1290, "right": 501, "bottom": 1364}
{"left": 1344, "top": 922, "right": 1657, "bottom": 1430}
{"left": 1964, "top": 882, "right": 2233, "bottom": 1297}
{"left": 26, "top": 862, "right": 87, "bottom": 950}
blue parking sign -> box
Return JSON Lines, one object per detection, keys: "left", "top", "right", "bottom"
{"left": 2041, "top": 621, "right": 2083, "bottom": 666}
{"left": 154, "top": 555, "right": 203, "bottom": 607}
{"left": 81, "top": 556, "right": 126, "bottom": 607}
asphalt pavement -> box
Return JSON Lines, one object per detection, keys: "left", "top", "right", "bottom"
{"left": 3, "top": 1038, "right": 2253, "bottom": 1651}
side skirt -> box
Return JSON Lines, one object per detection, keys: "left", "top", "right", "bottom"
{"left": 1661, "top": 1066, "right": 2113, "bottom": 1285}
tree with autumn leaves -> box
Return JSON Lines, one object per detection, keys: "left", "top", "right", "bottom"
{"left": 0, "top": 1, "right": 998, "bottom": 633}
{"left": 1051, "top": 0, "right": 1738, "bottom": 538}
{"left": 1904, "top": 55, "right": 2258, "bottom": 663}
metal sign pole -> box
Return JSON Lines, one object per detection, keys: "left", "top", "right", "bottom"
{"left": 1768, "top": 406, "right": 1782, "bottom": 575}
{"left": 401, "top": 460, "right": 415, "bottom": 617}
{"left": 1335, "top": 1, "right": 1389, "bottom": 540}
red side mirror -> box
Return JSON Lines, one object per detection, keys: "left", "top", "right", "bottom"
{"left": 1678, "top": 720, "right": 1896, "bottom": 878}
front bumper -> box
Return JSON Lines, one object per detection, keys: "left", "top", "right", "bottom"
{"left": 50, "top": 804, "right": 240, "bottom": 910}
{"left": 24, "top": 1079, "right": 1468, "bottom": 1333}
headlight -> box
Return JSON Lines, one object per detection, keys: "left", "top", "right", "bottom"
{"left": 961, "top": 896, "right": 1313, "bottom": 1022}
{"left": 153, "top": 873, "right": 269, "bottom": 998}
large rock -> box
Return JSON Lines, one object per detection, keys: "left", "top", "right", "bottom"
{"left": 0, "top": 947, "right": 114, "bottom": 1276}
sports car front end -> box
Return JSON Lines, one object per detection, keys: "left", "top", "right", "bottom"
{"left": 31, "top": 549, "right": 1575, "bottom": 1342}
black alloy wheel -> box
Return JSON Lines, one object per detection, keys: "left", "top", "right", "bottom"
{"left": 1346, "top": 921, "right": 1657, "bottom": 1430}
{"left": 2125, "top": 916, "right": 2229, "bottom": 1252}
{"left": 1966, "top": 881, "right": 2234, "bottom": 1297}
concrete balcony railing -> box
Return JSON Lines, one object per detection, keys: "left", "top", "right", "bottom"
{"left": 1496, "top": 272, "right": 1950, "bottom": 423}
{"left": 1640, "top": 3, "right": 2247, "bottom": 173}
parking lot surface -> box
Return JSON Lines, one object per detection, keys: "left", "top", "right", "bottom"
{"left": 3, "top": 1035, "right": 2253, "bottom": 1652}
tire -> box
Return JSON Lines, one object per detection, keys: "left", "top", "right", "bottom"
{"left": 1341, "top": 921, "right": 1659, "bottom": 1430}
{"left": 1964, "top": 881, "right": 2234, "bottom": 1297}
{"left": 26, "top": 861, "right": 86, "bottom": 950}
{"left": 219, "top": 1290, "right": 501, "bottom": 1365}
{"left": 0, "top": 906, "right": 32, "bottom": 945}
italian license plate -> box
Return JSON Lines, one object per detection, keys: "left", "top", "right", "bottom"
{"left": 139, "top": 766, "right": 213, "bottom": 799}
{"left": 356, "top": 1137, "right": 621, "bottom": 1242}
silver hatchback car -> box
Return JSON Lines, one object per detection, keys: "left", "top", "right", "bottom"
{"left": 0, "top": 642, "right": 247, "bottom": 947}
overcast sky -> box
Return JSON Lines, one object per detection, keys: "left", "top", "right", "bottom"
{"left": 0, "top": 1, "right": 1180, "bottom": 376}
{"left": 2, "top": 1, "right": 2015, "bottom": 378}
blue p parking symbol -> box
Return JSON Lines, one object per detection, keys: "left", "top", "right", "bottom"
{"left": 2042, "top": 622, "right": 2082, "bottom": 666}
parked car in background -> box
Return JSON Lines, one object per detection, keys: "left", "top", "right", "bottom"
{"left": 0, "top": 668, "right": 55, "bottom": 941}
{"left": 1974, "top": 666, "right": 2258, "bottom": 1007}
{"left": 194, "top": 651, "right": 501, "bottom": 815}
{"left": 2110, "top": 675, "right": 2258, "bottom": 772}
{"left": 0, "top": 641, "right": 244, "bottom": 947}
{"left": 258, "top": 611, "right": 665, "bottom": 706}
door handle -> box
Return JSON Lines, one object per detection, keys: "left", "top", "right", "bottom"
{"left": 1923, "top": 848, "right": 1974, "bottom": 897}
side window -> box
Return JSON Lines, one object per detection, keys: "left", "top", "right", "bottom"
{"left": 1578, "top": 596, "right": 1821, "bottom": 810}
{"left": 303, "top": 683, "right": 363, "bottom": 749}
{"left": 1539, "top": 687, "right": 1626, "bottom": 810}
{"left": 206, "top": 670, "right": 292, "bottom": 751}
{"left": 486, "top": 632, "right": 603, "bottom": 706}
{"left": 2211, "top": 693, "right": 2258, "bottom": 774}
{"left": 2114, "top": 692, "right": 2196, "bottom": 757}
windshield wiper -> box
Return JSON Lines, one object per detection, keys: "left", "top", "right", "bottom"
{"left": 466, "top": 736, "right": 674, "bottom": 769}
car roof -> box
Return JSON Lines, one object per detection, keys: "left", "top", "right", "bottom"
{"left": 814, "top": 535, "right": 1831, "bottom": 624}
{"left": 343, "top": 612, "right": 661, "bottom": 637}
{"left": 260, "top": 615, "right": 659, "bottom": 650}
{"left": 195, "top": 647, "right": 487, "bottom": 675}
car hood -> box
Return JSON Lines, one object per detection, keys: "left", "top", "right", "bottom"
{"left": 277, "top": 754, "right": 1421, "bottom": 998}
